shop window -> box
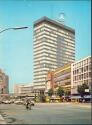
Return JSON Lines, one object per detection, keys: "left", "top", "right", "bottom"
{"left": 89, "top": 72, "right": 92, "bottom": 78}
{"left": 84, "top": 66, "right": 87, "bottom": 72}
{"left": 81, "top": 67, "right": 83, "bottom": 73}
{"left": 81, "top": 74, "right": 83, "bottom": 79}
{"left": 84, "top": 73, "right": 86, "bottom": 79}
{"left": 77, "top": 69, "right": 79, "bottom": 74}
{"left": 86, "top": 66, "right": 88, "bottom": 71}
{"left": 88, "top": 64, "right": 92, "bottom": 71}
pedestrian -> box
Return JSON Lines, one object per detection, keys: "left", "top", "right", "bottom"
{"left": 26, "top": 99, "right": 30, "bottom": 110}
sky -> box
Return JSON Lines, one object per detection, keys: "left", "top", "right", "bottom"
{"left": 0, "top": 0, "right": 91, "bottom": 93}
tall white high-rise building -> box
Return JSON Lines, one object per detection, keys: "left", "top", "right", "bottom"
{"left": 33, "top": 17, "right": 75, "bottom": 92}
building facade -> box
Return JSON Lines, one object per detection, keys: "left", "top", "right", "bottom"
{"left": 46, "top": 64, "right": 71, "bottom": 93}
{"left": 14, "top": 84, "right": 34, "bottom": 94}
{"left": 45, "top": 71, "right": 54, "bottom": 92}
{"left": 0, "top": 69, "right": 9, "bottom": 94}
{"left": 71, "top": 56, "right": 92, "bottom": 94}
{"left": 33, "top": 16, "right": 75, "bottom": 92}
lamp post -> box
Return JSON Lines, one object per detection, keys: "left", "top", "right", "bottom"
{"left": 0, "top": 26, "right": 28, "bottom": 34}
{"left": 0, "top": 26, "right": 28, "bottom": 95}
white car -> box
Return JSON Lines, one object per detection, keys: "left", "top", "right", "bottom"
{"left": 14, "top": 100, "right": 24, "bottom": 105}
{"left": 3, "top": 100, "right": 11, "bottom": 104}
{"left": 31, "top": 101, "right": 35, "bottom": 106}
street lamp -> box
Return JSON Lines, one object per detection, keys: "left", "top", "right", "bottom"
{"left": 0, "top": 26, "right": 28, "bottom": 95}
{"left": 0, "top": 26, "right": 28, "bottom": 34}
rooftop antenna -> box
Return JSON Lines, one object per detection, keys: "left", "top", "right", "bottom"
{"left": 50, "top": 4, "right": 54, "bottom": 19}
{"left": 57, "top": 12, "right": 65, "bottom": 25}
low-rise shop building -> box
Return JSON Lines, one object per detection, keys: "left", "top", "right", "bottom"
{"left": 71, "top": 56, "right": 92, "bottom": 94}
{"left": 46, "top": 64, "right": 71, "bottom": 93}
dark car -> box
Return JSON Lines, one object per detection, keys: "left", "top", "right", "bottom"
{"left": 83, "top": 95, "right": 91, "bottom": 102}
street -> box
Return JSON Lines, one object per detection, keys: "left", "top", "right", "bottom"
{"left": 0, "top": 103, "right": 91, "bottom": 124}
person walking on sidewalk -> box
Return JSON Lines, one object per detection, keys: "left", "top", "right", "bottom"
{"left": 26, "top": 99, "right": 31, "bottom": 110}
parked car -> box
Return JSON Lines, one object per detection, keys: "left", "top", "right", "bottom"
{"left": 83, "top": 95, "right": 91, "bottom": 102}
{"left": 10, "top": 99, "right": 14, "bottom": 104}
{"left": 64, "top": 96, "right": 71, "bottom": 102}
{"left": 31, "top": 100, "right": 35, "bottom": 106}
{"left": 71, "top": 95, "right": 82, "bottom": 102}
{"left": 14, "top": 100, "right": 24, "bottom": 105}
{"left": 2, "top": 100, "right": 12, "bottom": 104}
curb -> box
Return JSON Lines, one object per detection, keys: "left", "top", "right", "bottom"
{"left": 0, "top": 114, "right": 6, "bottom": 124}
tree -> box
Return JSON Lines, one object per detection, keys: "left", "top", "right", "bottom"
{"left": 65, "top": 90, "right": 71, "bottom": 96}
{"left": 39, "top": 94, "right": 46, "bottom": 102}
{"left": 38, "top": 90, "right": 46, "bottom": 102}
{"left": 1, "top": 88, "right": 3, "bottom": 94}
{"left": 77, "top": 83, "right": 89, "bottom": 97}
{"left": 57, "top": 86, "right": 64, "bottom": 97}
{"left": 48, "top": 88, "right": 54, "bottom": 97}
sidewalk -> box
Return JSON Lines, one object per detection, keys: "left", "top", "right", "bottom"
{"left": 0, "top": 114, "right": 6, "bottom": 124}
{"left": 71, "top": 102, "right": 91, "bottom": 108}
{"left": 36, "top": 102, "right": 91, "bottom": 108}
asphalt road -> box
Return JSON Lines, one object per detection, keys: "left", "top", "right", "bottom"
{"left": 0, "top": 103, "right": 91, "bottom": 124}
